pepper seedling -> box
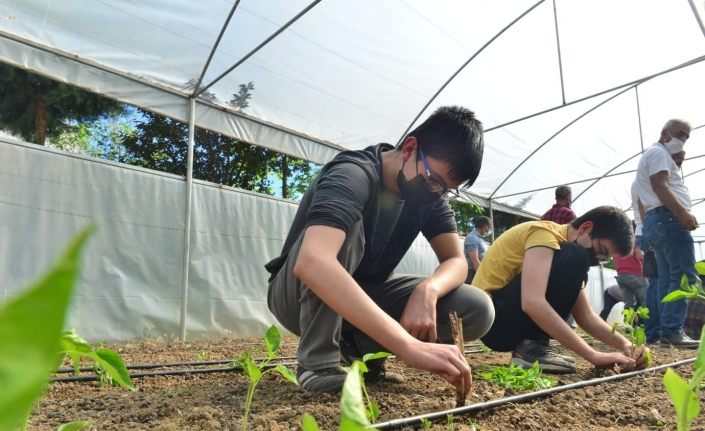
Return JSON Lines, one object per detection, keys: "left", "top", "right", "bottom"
{"left": 661, "top": 262, "right": 705, "bottom": 303}
{"left": 234, "top": 325, "right": 297, "bottom": 431}
{"left": 477, "top": 361, "right": 556, "bottom": 391}
{"left": 663, "top": 326, "right": 705, "bottom": 431}
{"left": 611, "top": 306, "right": 652, "bottom": 367}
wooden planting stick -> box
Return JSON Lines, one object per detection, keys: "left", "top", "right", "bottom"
{"left": 450, "top": 311, "right": 467, "bottom": 406}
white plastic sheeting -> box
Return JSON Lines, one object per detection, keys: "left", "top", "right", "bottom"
{"left": 0, "top": 139, "right": 445, "bottom": 341}
{"left": 1, "top": 1, "right": 704, "bottom": 220}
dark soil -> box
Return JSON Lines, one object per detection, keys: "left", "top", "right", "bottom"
{"left": 29, "top": 336, "right": 703, "bottom": 430}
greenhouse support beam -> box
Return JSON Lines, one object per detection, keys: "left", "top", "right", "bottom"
{"left": 396, "top": 0, "right": 545, "bottom": 145}
{"left": 687, "top": 0, "right": 705, "bottom": 39}
{"left": 551, "top": 0, "right": 566, "bottom": 105}
{"left": 179, "top": 97, "right": 196, "bottom": 341}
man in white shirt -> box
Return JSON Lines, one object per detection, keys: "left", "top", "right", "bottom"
{"left": 635, "top": 119, "right": 700, "bottom": 348}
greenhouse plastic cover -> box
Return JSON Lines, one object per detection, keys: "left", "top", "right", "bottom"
{"left": 1, "top": 1, "right": 705, "bottom": 339}
{"left": 0, "top": 0, "right": 703, "bottom": 220}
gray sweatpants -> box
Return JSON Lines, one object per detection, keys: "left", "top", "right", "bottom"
{"left": 267, "top": 222, "right": 495, "bottom": 371}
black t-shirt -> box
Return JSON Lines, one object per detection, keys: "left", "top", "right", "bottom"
{"left": 264, "top": 143, "right": 457, "bottom": 284}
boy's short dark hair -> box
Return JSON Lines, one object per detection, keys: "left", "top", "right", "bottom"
{"left": 570, "top": 206, "right": 633, "bottom": 256}
{"left": 399, "top": 106, "right": 484, "bottom": 188}
{"left": 474, "top": 216, "right": 491, "bottom": 229}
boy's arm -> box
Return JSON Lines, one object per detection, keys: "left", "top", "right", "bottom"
{"left": 401, "top": 232, "right": 468, "bottom": 342}
{"left": 521, "top": 247, "right": 636, "bottom": 369}
{"left": 294, "top": 225, "right": 471, "bottom": 392}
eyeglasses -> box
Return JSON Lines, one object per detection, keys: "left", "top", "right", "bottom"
{"left": 592, "top": 238, "right": 609, "bottom": 262}
{"left": 417, "top": 148, "right": 460, "bottom": 198}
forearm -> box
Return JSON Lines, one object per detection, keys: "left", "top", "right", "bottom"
{"left": 424, "top": 256, "right": 468, "bottom": 298}
{"left": 576, "top": 310, "right": 630, "bottom": 352}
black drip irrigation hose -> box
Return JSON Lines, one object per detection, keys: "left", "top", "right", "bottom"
{"left": 371, "top": 358, "right": 696, "bottom": 430}
{"left": 50, "top": 361, "right": 298, "bottom": 383}
{"left": 54, "top": 348, "right": 489, "bottom": 375}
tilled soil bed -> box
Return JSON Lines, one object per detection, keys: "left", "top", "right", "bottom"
{"left": 30, "top": 336, "right": 703, "bottom": 430}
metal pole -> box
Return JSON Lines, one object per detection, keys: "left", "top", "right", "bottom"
{"left": 488, "top": 199, "right": 495, "bottom": 243}
{"left": 179, "top": 98, "right": 196, "bottom": 341}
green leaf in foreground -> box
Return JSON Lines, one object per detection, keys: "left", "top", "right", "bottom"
{"left": 300, "top": 413, "right": 320, "bottom": 431}
{"left": 664, "top": 368, "right": 700, "bottom": 430}
{"left": 0, "top": 226, "right": 94, "bottom": 431}
{"left": 340, "top": 361, "right": 379, "bottom": 431}
{"left": 56, "top": 420, "right": 93, "bottom": 431}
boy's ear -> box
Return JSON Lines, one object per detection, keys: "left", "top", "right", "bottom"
{"left": 578, "top": 221, "right": 594, "bottom": 236}
{"left": 400, "top": 137, "right": 417, "bottom": 161}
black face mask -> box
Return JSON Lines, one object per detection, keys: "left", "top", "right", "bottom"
{"left": 575, "top": 234, "right": 601, "bottom": 266}
{"left": 585, "top": 247, "right": 600, "bottom": 266}
{"left": 396, "top": 163, "right": 440, "bottom": 208}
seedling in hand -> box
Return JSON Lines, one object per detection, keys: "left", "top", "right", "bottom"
{"left": 611, "top": 306, "right": 651, "bottom": 367}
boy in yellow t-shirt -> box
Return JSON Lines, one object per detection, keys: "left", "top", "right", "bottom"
{"left": 475, "top": 206, "right": 649, "bottom": 374}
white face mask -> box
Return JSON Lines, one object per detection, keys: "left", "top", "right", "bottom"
{"left": 482, "top": 229, "right": 493, "bottom": 238}
{"left": 664, "top": 137, "right": 685, "bottom": 155}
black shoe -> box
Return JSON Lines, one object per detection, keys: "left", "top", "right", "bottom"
{"left": 339, "top": 333, "right": 363, "bottom": 366}
{"left": 365, "top": 359, "right": 405, "bottom": 384}
{"left": 511, "top": 339, "right": 576, "bottom": 374}
{"left": 660, "top": 331, "right": 700, "bottom": 349}
{"left": 296, "top": 366, "right": 346, "bottom": 393}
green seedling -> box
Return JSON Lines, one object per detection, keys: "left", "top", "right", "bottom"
{"left": 0, "top": 227, "right": 94, "bottom": 430}
{"left": 611, "top": 306, "right": 652, "bottom": 367}
{"left": 662, "top": 262, "right": 705, "bottom": 303}
{"left": 197, "top": 350, "right": 207, "bottom": 362}
{"left": 56, "top": 421, "right": 93, "bottom": 431}
{"left": 300, "top": 413, "right": 321, "bottom": 431}
{"left": 60, "top": 329, "right": 134, "bottom": 391}
{"left": 357, "top": 352, "right": 392, "bottom": 422}
{"left": 446, "top": 413, "right": 455, "bottom": 430}
{"left": 339, "top": 360, "right": 380, "bottom": 431}
{"left": 663, "top": 326, "right": 705, "bottom": 430}
{"left": 236, "top": 325, "right": 297, "bottom": 431}
{"left": 467, "top": 418, "right": 480, "bottom": 430}
{"left": 478, "top": 361, "right": 556, "bottom": 391}
{"left": 419, "top": 417, "right": 433, "bottom": 430}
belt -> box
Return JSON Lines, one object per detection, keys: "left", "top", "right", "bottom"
{"left": 646, "top": 206, "right": 670, "bottom": 216}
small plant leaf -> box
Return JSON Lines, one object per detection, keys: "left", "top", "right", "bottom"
{"left": 662, "top": 290, "right": 694, "bottom": 303}
{"left": 636, "top": 306, "right": 650, "bottom": 320}
{"left": 681, "top": 274, "right": 690, "bottom": 290}
{"left": 362, "top": 352, "right": 392, "bottom": 363}
{"left": 367, "top": 399, "right": 381, "bottom": 422}
{"left": 91, "top": 348, "right": 135, "bottom": 391}
{"left": 301, "top": 413, "right": 320, "bottom": 431}
{"left": 664, "top": 368, "right": 700, "bottom": 425}
{"left": 273, "top": 365, "right": 298, "bottom": 385}
{"left": 60, "top": 330, "right": 93, "bottom": 353}
{"left": 340, "top": 361, "right": 372, "bottom": 428}
{"left": 264, "top": 325, "right": 281, "bottom": 359}
{"left": 244, "top": 356, "right": 261, "bottom": 381}
{"left": 57, "top": 420, "right": 93, "bottom": 431}
{"left": 634, "top": 327, "right": 646, "bottom": 348}
{"left": 0, "top": 226, "right": 93, "bottom": 430}
{"left": 695, "top": 261, "right": 705, "bottom": 276}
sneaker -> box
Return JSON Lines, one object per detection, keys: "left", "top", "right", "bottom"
{"left": 660, "top": 331, "right": 700, "bottom": 349}
{"left": 511, "top": 339, "right": 577, "bottom": 374}
{"left": 547, "top": 343, "right": 576, "bottom": 363}
{"left": 339, "top": 335, "right": 403, "bottom": 384}
{"left": 296, "top": 366, "right": 346, "bottom": 393}
{"left": 365, "top": 359, "right": 405, "bottom": 384}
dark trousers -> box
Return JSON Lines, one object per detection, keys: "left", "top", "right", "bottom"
{"left": 480, "top": 242, "right": 589, "bottom": 352}
{"left": 600, "top": 290, "right": 619, "bottom": 320}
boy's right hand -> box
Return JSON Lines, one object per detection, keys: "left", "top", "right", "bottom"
{"left": 398, "top": 340, "right": 472, "bottom": 395}
{"left": 590, "top": 351, "right": 636, "bottom": 371}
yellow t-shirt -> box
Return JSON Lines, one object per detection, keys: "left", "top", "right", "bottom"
{"left": 473, "top": 221, "right": 569, "bottom": 292}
